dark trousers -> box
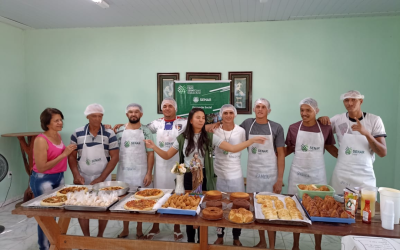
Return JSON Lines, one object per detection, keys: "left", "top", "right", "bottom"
{"left": 184, "top": 169, "right": 207, "bottom": 243}
{"left": 217, "top": 227, "right": 242, "bottom": 240}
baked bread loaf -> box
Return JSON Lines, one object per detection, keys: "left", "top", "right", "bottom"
{"left": 275, "top": 200, "right": 284, "bottom": 210}
{"left": 206, "top": 201, "right": 222, "bottom": 209}
{"left": 230, "top": 192, "right": 250, "bottom": 201}
{"left": 229, "top": 208, "right": 253, "bottom": 223}
{"left": 232, "top": 199, "right": 250, "bottom": 210}
{"left": 288, "top": 207, "right": 303, "bottom": 220}
{"left": 205, "top": 190, "right": 222, "bottom": 200}
{"left": 202, "top": 207, "right": 223, "bottom": 220}
{"left": 284, "top": 197, "right": 297, "bottom": 209}
{"left": 262, "top": 208, "right": 278, "bottom": 219}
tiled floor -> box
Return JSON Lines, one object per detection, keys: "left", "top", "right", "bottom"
{"left": 0, "top": 200, "right": 342, "bottom": 250}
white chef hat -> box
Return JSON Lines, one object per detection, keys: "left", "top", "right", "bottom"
{"left": 84, "top": 103, "right": 104, "bottom": 116}
{"left": 299, "top": 97, "right": 319, "bottom": 114}
{"left": 125, "top": 103, "right": 143, "bottom": 113}
{"left": 340, "top": 90, "right": 365, "bottom": 100}
{"left": 253, "top": 98, "right": 271, "bottom": 114}
{"left": 219, "top": 104, "right": 237, "bottom": 117}
{"left": 161, "top": 97, "right": 178, "bottom": 111}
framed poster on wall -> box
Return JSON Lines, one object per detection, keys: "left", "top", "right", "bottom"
{"left": 186, "top": 72, "right": 221, "bottom": 81}
{"left": 229, "top": 71, "right": 252, "bottom": 114}
{"left": 157, "top": 73, "right": 180, "bottom": 114}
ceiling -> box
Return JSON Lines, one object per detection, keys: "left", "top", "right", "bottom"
{"left": 1, "top": 0, "right": 400, "bottom": 29}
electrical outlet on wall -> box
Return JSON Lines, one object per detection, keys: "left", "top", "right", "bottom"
{"left": 7, "top": 171, "right": 12, "bottom": 178}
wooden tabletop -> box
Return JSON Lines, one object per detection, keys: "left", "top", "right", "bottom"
{"left": 1, "top": 132, "right": 41, "bottom": 137}
{"left": 12, "top": 205, "right": 400, "bottom": 238}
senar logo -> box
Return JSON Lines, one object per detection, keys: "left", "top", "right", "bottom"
{"left": 301, "top": 144, "right": 308, "bottom": 152}
{"left": 345, "top": 147, "right": 352, "bottom": 155}
{"left": 159, "top": 141, "right": 165, "bottom": 148}
{"left": 86, "top": 159, "right": 90, "bottom": 166}
{"left": 124, "top": 141, "right": 130, "bottom": 148}
{"left": 193, "top": 97, "right": 199, "bottom": 103}
{"left": 251, "top": 146, "right": 257, "bottom": 154}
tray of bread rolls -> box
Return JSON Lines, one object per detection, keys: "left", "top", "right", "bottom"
{"left": 254, "top": 192, "right": 312, "bottom": 226}
{"left": 298, "top": 193, "right": 355, "bottom": 224}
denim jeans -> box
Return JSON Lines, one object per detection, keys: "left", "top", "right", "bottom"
{"left": 30, "top": 171, "right": 64, "bottom": 250}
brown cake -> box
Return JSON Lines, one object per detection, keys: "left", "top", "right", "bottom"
{"left": 205, "top": 190, "right": 222, "bottom": 200}
{"left": 202, "top": 207, "right": 223, "bottom": 220}
{"left": 232, "top": 199, "right": 250, "bottom": 210}
{"left": 230, "top": 192, "right": 250, "bottom": 201}
{"left": 206, "top": 200, "right": 222, "bottom": 209}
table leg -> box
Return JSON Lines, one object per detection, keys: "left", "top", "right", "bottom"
{"left": 18, "top": 135, "right": 37, "bottom": 202}
{"left": 35, "top": 216, "right": 61, "bottom": 250}
{"left": 58, "top": 217, "right": 71, "bottom": 234}
{"left": 199, "top": 226, "right": 208, "bottom": 250}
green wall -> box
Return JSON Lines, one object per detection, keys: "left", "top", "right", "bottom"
{"left": 1, "top": 16, "right": 399, "bottom": 202}
{"left": 0, "top": 22, "right": 27, "bottom": 204}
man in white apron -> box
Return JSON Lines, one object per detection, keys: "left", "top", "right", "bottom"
{"left": 213, "top": 104, "right": 246, "bottom": 246}
{"left": 143, "top": 98, "right": 187, "bottom": 241}
{"left": 68, "top": 103, "right": 120, "bottom": 238}
{"left": 285, "top": 98, "right": 337, "bottom": 250}
{"left": 115, "top": 103, "right": 154, "bottom": 239}
{"left": 239, "top": 98, "right": 286, "bottom": 249}
{"left": 318, "top": 90, "right": 387, "bottom": 193}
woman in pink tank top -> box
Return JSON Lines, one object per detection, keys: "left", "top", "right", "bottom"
{"left": 30, "top": 108, "right": 76, "bottom": 250}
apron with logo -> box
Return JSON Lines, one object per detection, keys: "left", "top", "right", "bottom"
{"left": 331, "top": 114, "right": 375, "bottom": 193}
{"left": 116, "top": 125, "right": 150, "bottom": 189}
{"left": 153, "top": 120, "right": 179, "bottom": 189}
{"left": 214, "top": 125, "right": 245, "bottom": 192}
{"left": 288, "top": 121, "right": 326, "bottom": 194}
{"left": 78, "top": 126, "right": 110, "bottom": 185}
{"left": 246, "top": 121, "right": 277, "bottom": 194}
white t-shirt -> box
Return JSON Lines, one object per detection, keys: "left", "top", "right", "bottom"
{"left": 146, "top": 117, "right": 187, "bottom": 135}
{"left": 331, "top": 112, "right": 386, "bottom": 161}
{"left": 213, "top": 125, "right": 246, "bottom": 180}
{"left": 172, "top": 133, "right": 223, "bottom": 170}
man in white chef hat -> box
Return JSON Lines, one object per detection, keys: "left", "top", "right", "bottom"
{"left": 69, "top": 103, "right": 119, "bottom": 238}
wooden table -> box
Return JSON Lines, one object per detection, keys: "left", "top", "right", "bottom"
{"left": 12, "top": 202, "right": 400, "bottom": 250}
{"left": 1, "top": 132, "right": 41, "bottom": 202}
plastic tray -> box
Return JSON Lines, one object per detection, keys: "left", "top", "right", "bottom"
{"left": 297, "top": 195, "right": 355, "bottom": 224}
{"left": 157, "top": 195, "right": 204, "bottom": 216}
{"left": 297, "top": 184, "right": 335, "bottom": 199}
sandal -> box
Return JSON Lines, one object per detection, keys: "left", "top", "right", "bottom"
{"left": 174, "top": 232, "right": 183, "bottom": 242}
{"left": 145, "top": 230, "right": 160, "bottom": 240}
{"left": 117, "top": 234, "right": 128, "bottom": 238}
{"left": 136, "top": 233, "right": 144, "bottom": 240}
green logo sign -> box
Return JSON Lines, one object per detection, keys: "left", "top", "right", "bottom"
{"left": 301, "top": 144, "right": 308, "bottom": 152}
{"left": 345, "top": 147, "right": 352, "bottom": 155}
{"left": 124, "top": 141, "right": 130, "bottom": 148}
{"left": 177, "top": 85, "right": 187, "bottom": 94}
{"left": 251, "top": 147, "right": 257, "bottom": 154}
{"left": 223, "top": 150, "right": 229, "bottom": 155}
{"left": 86, "top": 159, "right": 90, "bottom": 166}
{"left": 159, "top": 141, "right": 165, "bottom": 148}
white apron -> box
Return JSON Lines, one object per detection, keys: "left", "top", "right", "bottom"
{"left": 214, "top": 125, "right": 245, "bottom": 192}
{"left": 246, "top": 121, "right": 277, "bottom": 194}
{"left": 116, "top": 125, "right": 151, "bottom": 189}
{"left": 153, "top": 120, "right": 179, "bottom": 189}
{"left": 78, "top": 126, "right": 111, "bottom": 185}
{"left": 288, "top": 121, "right": 326, "bottom": 195}
{"left": 331, "top": 114, "right": 375, "bottom": 194}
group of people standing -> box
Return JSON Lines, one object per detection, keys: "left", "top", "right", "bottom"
{"left": 30, "top": 90, "right": 387, "bottom": 250}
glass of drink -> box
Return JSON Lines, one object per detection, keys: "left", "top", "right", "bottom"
{"left": 361, "top": 186, "right": 378, "bottom": 217}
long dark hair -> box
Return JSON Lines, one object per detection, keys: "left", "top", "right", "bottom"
{"left": 183, "top": 108, "right": 209, "bottom": 157}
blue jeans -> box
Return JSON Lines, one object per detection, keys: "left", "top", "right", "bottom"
{"left": 30, "top": 171, "right": 65, "bottom": 250}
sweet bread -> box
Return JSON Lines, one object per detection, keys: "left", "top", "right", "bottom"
{"left": 229, "top": 208, "right": 253, "bottom": 223}
{"left": 202, "top": 207, "right": 223, "bottom": 220}
{"left": 205, "top": 190, "right": 222, "bottom": 200}
{"left": 275, "top": 200, "right": 284, "bottom": 210}
{"left": 277, "top": 209, "right": 292, "bottom": 220}
{"left": 262, "top": 208, "right": 278, "bottom": 220}
{"left": 230, "top": 192, "right": 250, "bottom": 201}
{"left": 284, "top": 197, "right": 297, "bottom": 209}
{"left": 289, "top": 207, "right": 303, "bottom": 220}
{"left": 232, "top": 199, "right": 250, "bottom": 210}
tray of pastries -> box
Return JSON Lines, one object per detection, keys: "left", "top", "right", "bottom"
{"left": 299, "top": 194, "right": 355, "bottom": 224}
{"left": 254, "top": 192, "right": 312, "bottom": 226}
{"left": 109, "top": 188, "right": 173, "bottom": 214}
{"left": 157, "top": 193, "right": 204, "bottom": 216}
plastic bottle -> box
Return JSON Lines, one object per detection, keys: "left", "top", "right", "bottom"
{"left": 362, "top": 200, "right": 371, "bottom": 224}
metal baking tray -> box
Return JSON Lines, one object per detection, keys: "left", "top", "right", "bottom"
{"left": 157, "top": 194, "right": 204, "bottom": 216}
{"left": 21, "top": 184, "right": 93, "bottom": 209}
{"left": 109, "top": 189, "right": 173, "bottom": 214}
{"left": 92, "top": 181, "right": 130, "bottom": 196}
{"left": 254, "top": 192, "right": 312, "bottom": 226}
{"left": 297, "top": 195, "right": 355, "bottom": 224}
{"left": 64, "top": 199, "right": 119, "bottom": 212}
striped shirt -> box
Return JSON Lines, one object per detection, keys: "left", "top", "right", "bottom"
{"left": 70, "top": 124, "right": 119, "bottom": 162}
